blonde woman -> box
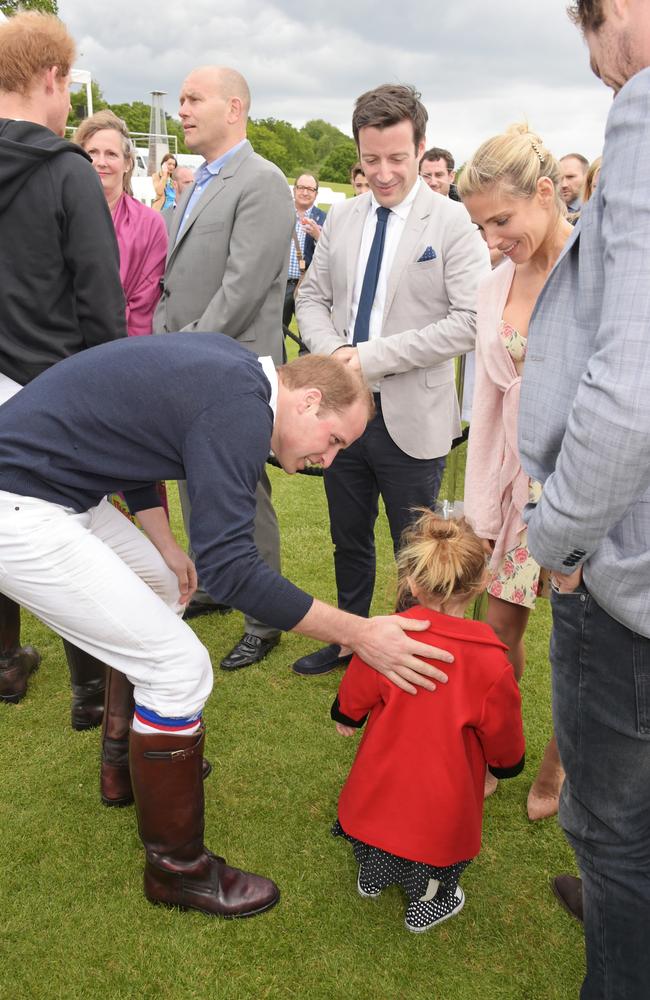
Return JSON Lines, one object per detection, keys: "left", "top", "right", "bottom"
{"left": 458, "top": 125, "right": 573, "bottom": 820}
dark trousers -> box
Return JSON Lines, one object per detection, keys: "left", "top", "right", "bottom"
{"left": 283, "top": 279, "right": 299, "bottom": 328}
{"left": 323, "top": 398, "right": 445, "bottom": 617}
{"left": 177, "top": 469, "right": 281, "bottom": 641}
{"left": 550, "top": 582, "right": 650, "bottom": 1000}
{"left": 283, "top": 279, "right": 308, "bottom": 359}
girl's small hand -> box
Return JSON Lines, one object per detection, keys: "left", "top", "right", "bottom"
{"left": 336, "top": 722, "right": 357, "bottom": 737}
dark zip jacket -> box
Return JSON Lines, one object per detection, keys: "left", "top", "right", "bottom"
{"left": 0, "top": 119, "right": 126, "bottom": 384}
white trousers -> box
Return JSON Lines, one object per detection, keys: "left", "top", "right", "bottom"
{"left": 0, "top": 492, "right": 213, "bottom": 718}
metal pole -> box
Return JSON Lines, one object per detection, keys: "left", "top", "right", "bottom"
{"left": 147, "top": 92, "right": 169, "bottom": 176}
{"left": 447, "top": 353, "right": 466, "bottom": 504}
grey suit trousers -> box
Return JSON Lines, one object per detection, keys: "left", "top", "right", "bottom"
{"left": 178, "top": 467, "right": 281, "bottom": 639}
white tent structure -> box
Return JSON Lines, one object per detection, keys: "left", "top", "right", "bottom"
{"left": 70, "top": 68, "right": 93, "bottom": 117}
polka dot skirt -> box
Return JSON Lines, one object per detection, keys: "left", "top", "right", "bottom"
{"left": 332, "top": 818, "right": 470, "bottom": 920}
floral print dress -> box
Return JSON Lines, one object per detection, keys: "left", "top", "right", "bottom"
{"left": 486, "top": 321, "right": 549, "bottom": 609}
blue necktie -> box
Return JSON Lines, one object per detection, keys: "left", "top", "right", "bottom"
{"left": 353, "top": 206, "right": 391, "bottom": 345}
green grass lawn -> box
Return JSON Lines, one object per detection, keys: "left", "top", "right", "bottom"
{"left": 0, "top": 450, "right": 584, "bottom": 1000}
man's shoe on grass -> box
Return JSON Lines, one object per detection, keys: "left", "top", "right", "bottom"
{"left": 220, "top": 633, "right": 280, "bottom": 671}
{"left": 0, "top": 645, "right": 41, "bottom": 704}
{"left": 291, "top": 644, "right": 352, "bottom": 677}
{"left": 551, "top": 874, "right": 583, "bottom": 923}
{"left": 184, "top": 597, "right": 233, "bottom": 621}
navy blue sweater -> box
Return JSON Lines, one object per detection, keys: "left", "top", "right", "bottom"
{"left": 0, "top": 334, "right": 313, "bottom": 631}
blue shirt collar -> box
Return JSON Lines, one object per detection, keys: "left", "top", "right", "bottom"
{"left": 194, "top": 139, "right": 247, "bottom": 187}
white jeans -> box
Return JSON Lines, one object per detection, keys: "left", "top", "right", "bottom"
{"left": 0, "top": 493, "right": 213, "bottom": 718}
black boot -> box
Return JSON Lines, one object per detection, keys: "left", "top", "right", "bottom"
{"left": 62, "top": 640, "right": 106, "bottom": 731}
{"left": 129, "top": 725, "right": 279, "bottom": 917}
{"left": 101, "top": 668, "right": 212, "bottom": 807}
{"left": 0, "top": 593, "right": 41, "bottom": 704}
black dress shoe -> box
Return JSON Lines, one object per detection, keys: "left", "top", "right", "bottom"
{"left": 220, "top": 633, "right": 280, "bottom": 671}
{"left": 184, "top": 598, "right": 233, "bottom": 621}
{"left": 291, "top": 644, "right": 353, "bottom": 677}
{"left": 551, "top": 874, "right": 584, "bottom": 923}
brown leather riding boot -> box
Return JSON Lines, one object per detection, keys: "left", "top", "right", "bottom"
{"left": 0, "top": 593, "right": 41, "bottom": 704}
{"left": 129, "top": 725, "right": 279, "bottom": 918}
{"left": 101, "top": 667, "right": 136, "bottom": 807}
{"left": 101, "top": 668, "right": 213, "bottom": 807}
{"left": 62, "top": 639, "right": 106, "bottom": 731}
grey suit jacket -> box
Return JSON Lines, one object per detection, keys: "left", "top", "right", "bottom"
{"left": 154, "top": 140, "right": 294, "bottom": 365}
{"left": 519, "top": 67, "right": 650, "bottom": 637}
{"left": 296, "top": 182, "right": 489, "bottom": 459}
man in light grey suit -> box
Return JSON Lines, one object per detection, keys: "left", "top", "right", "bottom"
{"left": 520, "top": 2, "right": 650, "bottom": 994}
{"left": 154, "top": 65, "right": 294, "bottom": 671}
{"left": 292, "top": 84, "right": 489, "bottom": 676}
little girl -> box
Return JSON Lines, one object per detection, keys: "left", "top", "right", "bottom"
{"left": 331, "top": 510, "right": 525, "bottom": 933}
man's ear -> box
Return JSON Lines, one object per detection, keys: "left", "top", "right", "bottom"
{"left": 297, "top": 387, "right": 323, "bottom": 413}
{"left": 227, "top": 96, "right": 244, "bottom": 124}
{"left": 43, "top": 66, "right": 57, "bottom": 95}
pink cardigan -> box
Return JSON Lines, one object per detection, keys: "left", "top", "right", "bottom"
{"left": 464, "top": 260, "right": 530, "bottom": 570}
{"left": 113, "top": 194, "right": 168, "bottom": 336}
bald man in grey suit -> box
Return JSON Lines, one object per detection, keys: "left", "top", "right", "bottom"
{"left": 154, "top": 66, "right": 294, "bottom": 670}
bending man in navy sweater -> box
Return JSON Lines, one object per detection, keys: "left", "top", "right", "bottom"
{"left": 0, "top": 333, "right": 450, "bottom": 920}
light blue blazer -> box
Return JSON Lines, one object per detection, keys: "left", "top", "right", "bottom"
{"left": 519, "top": 67, "right": 650, "bottom": 637}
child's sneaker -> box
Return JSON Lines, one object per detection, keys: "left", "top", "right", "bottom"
{"left": 404, "top": 886, "right": 465, "bottom": 933}
{"left": 357, "top": 869, "right": 382, "bottom": 899}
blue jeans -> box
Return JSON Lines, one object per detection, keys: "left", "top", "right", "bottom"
{"left": 550, "top": 582, "right": 650, "bottom": 999}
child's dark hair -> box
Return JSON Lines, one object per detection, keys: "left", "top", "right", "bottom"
{"left": 396, "top": 509, "right": 487, "bottom": 605}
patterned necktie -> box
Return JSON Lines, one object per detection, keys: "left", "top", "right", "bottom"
{"left": 353, "top": 206, "right": 392, "bottom": 346}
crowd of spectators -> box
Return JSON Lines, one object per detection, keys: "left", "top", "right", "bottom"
{"left": 1, "top": 4, "right": 649, "bottom": 995}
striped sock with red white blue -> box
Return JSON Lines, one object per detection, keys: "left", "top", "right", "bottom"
{"left": 132, "top": 704, "right": 202, "bottom": 735}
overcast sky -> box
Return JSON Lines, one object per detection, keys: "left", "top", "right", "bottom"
{"left": 59, "top": 0, "right": 612, "bottom": 165}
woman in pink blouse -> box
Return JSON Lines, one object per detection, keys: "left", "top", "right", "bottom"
{"left": 74, "top": 110, "right": 167, "bottom": 337}
{"left": 458, "top": 125, "right": 573, "bottom": 820}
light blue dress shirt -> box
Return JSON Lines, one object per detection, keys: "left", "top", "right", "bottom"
{"left": 175, "top": 139, "right": 247, "bottom": 245}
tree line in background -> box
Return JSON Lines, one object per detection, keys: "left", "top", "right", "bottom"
{"left": 2, "top": 2, "right": 358, "bottom": 182}
{"left": 0, "top": 0, "right": 58, "bottom": 14}
{"left": 66, "top": 84, "right": 357, "bottom": 183}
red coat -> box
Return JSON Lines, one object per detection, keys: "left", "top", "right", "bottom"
{"left": 335, "top": 605, "right": 525, "bottom": 867}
